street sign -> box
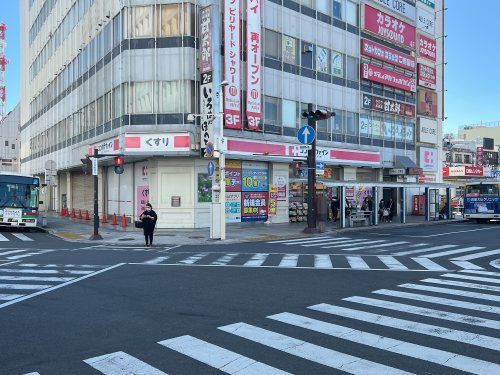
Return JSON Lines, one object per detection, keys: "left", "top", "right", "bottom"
{"left": 92, "top": 158, "right": 98, "bottom": 176}
{"left": 207, "top": 161, "right": 215, "bottom": 177}
{"left": 297, "top": 125, "right": 316, "bottom": 145}
{"left": 316, "top": 162, "right": 325, "bottom": 169}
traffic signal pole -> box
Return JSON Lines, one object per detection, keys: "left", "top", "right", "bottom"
{"left": 305, "top": 103, "right": 318, "bottom": 233}
{"left": 89, "top": 148, "right": 103, "bottom": 240}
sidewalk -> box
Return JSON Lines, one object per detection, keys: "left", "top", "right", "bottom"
{"left": 39, "top": 212, "right": 466, "bottom": 246}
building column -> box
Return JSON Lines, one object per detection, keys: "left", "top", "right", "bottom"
{"left": 399, "top": 187, "right": 406, "bottom": 224}
{"left": 372, "top": 186, "right": 378, "bottom": 226}
{"left": 340, "top": 186, "right": 346, "bottom": 229}
{"left": 424, "top": 187, "right": 430, "bottom": 221}
{"left": 66, "top": 172, "right": 72, "bottom": 211}
{"left": 446, "top": 187, "right": 452, "bottom": 220}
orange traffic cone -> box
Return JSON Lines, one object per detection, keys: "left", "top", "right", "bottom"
{"left": 85, "top": 210, "right": 91, "bottom": 220}
{"left": 72, "top": 208, "right": 76, "bottom": 218}
{"left": 121, "top": 214, "right": 127, "bottom": 229}
{"left": 60, "top": 208, "right": 65, "bottom": 216}
{"left": 102, "top": 212, "right": 107, "bottom": 224}
{"left": 78, "top": 209, "right": 83, "bottom": 219}
{"left": 111, "top": 213, "right": 118, "bottom": 226}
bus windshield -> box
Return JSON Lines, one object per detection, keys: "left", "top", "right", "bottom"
{"left": 465, "top": 184, "right": 499, "bottom": 196}
{"left": 0, "top": 183, "right": 39, "bottom": 209}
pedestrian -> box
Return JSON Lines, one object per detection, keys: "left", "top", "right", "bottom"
{"left": 345, "top": 198, "right": 351, "bottom": 218}
{"left": 386, "top": 198, "right": 395, "bottom": 222}
{"left": 361, "top": 197, "right": 369, "bottom": 211}
{"left": 367, "top": 195, "right": 374, "bottom": 212}
{"left": 331, "top": 196, "right": 339, "bottom": 222}
{"left": 140, "top": 203, "right": 157, "bottom": 247}
{"left": 378, "top": 199, "right": 385, "bottom": 223}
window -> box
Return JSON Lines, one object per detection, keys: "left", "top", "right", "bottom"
{"left": 372, "top": 116, "right": 383, "bottom": 138}
{"left": 11, "top": 144, "right": 15, "bottom": 150}
{"left": 395, "top": 118, "right": 404, "bottom": 141}
{"left": 301, "top": 41, "right": 314, "bottom": 69}
{"left": 114, "top": 85, "right": 123, "bottom": 117}
{"left": 157, "top": 81, "right": 179, "bottom": 113}
{"left": 346, "top": 56, "right": 358, "bottom": 82}
{"left": 316, "top": 47, "right": 329, "bottom": 73}
{"left": 4, "top": 140, "right": 8, "bottom": 147}
{"left": 466, "top": 184, "right": 499, "bottom": 196}
{"left": 405, "top": 121, "right": 414, "bottom": 143}
{"left": 133, "top": 82, "right": 153, "bottom": 113}
{"left": 464, "top": 154, "right": 472, "bottom": 164}
{"left": 333, "top": 0, "right": 343, "bottom": 19}
{"left": 455, "top": 154, "right": 463, "bottom": 164}
{"left": 265, "top": 29, "right": 281, "bottom": 59}
{"left": 346, "top": 1, "right": 358, "bottom": 26}
{"left": 131, "top": 6, "right": 153, "bottom": 38}
{"left": 346, "top": 111, "right": 358, "bottom": 135}
{"left": 333, "top": 110, "right": 344, "bottom": 133}
{"left": 360, "top": 114, "right": 372, "bottom": 137}
{"left": 158, "top": 4, "right": 179, "bottom": 36}
{"left": 331, "top": 51, "right": 344, "bottom": 77}
{"left": 264, "top": 96, "right": 281, "bottom": 126}
{"left": 301, "top": 0, "right": 313, "bottom": 8}
{"left": 317, "top": 0, "right": 331, "bottom": 15}
{"left": 113, "top": 13, "right": 122, "bottom": 47}
{"left": 282, "top": 35, "right": 297, "bottom": 64}
{"left": 282, "top": 100, "right": 297, "bottom": 128}
{"left": 384, "top": 117, "right": 394, "bottom": 140}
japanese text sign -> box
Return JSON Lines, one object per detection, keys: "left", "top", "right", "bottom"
{"left": 362, "top": 93, "right": 415, "bottom": 117}
{"left": 373, "top": 0, "right": 416, "bottom": 20}
{"left": 124, "top": 133, "right": 191, "bottom": 153}
{"left": 361, "top": 62, "right": 416, "bottom": 92}
{"left": 242, "top": 161, "right": 269, "bottom": 192}
{"left": 361, "top": 39, "right": 415, "bottom": 71}
{"left": 417, "top": 63, "right": 436, "bottom": 89}
{"left": 417, "top": 7, "right": 435, "bottom": 36}
{"left": 241, "top": 191, "right": 268, "bottom": 221}
{"left": 225, "top": 160, "right": 242, "bottom": 192}
{"left": 418, "top": 34, "right": 436, "bottom": 62}
{"left": 268, "top": 185, "right": 278, "bottom": 216}
{"left": 199, "top": 6, "right": 213, "bottom": 74}
{"left": 246, "top": 0, "right": 262, "bottom": 131}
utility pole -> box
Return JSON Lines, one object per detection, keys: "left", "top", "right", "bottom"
{"left": 90, "top": 148, "right": 102, "bottom": 240}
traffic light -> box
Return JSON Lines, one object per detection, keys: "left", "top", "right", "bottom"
{"left": 114, "top": 156, "right": 124, "bottom": 174}
{"left": 81, "top": 158, "right": 92, "bottom": 175}
{"left": 302, "top": 109, "right": 336, "bottom": 121}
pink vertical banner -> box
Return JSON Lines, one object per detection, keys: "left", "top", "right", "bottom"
{"left": 224, "top": 0, "right": 242, "bottom": 129}
{"left": 246, "top": 0, "right": 262, "bottom": 131}
{"left": 137, "top": 186, "right": 150, "bottom": 217}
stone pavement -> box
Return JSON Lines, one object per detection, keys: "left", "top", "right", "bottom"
{"left": 38, "top": 212, "right": 465, "bottom": 246}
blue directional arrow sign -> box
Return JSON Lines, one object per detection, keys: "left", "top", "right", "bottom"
{"left": 207, "top": 161, "right": 215, "bottom": 177}
{"left": 297, "top": 125, "right": 316, "bottom": 145}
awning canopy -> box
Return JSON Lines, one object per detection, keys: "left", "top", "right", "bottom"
{"left": 290, "top": 178, "right": 456, "bottom": 189}
{"left": 395, "top": 155, "right": 418, "bottom": 169}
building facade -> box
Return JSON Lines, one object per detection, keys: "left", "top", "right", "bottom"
{"left": 20, "top": 0, "right": 445, "bottom": 228}
{"left": 0, "top": 104, "right": 20, "bottom": 172}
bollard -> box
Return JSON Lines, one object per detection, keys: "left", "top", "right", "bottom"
{"left": 85, "top": 210, "right": 91, "bottom": 220}
{"left": 111, "top": 213, "right": 118, "bottom": 226}
{"left": 78, "top": 209, "right": 83, "bottom": 220}
{"left": 71, "top": 208, "right": 76, "bottom": 218}
{"left": 60, "top": 208, "right": 65, "bottom": 216}
{"left": 121, "top": 214, "right": 127, "bottom": 229}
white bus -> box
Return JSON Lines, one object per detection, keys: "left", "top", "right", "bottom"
{"left": 463, "top": 179, "right": 500, "bottom": 223}
{"left": 0, "top": 172, "right": 40, "bottom": 227}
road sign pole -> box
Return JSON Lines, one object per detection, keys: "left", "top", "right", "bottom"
{"left": 305, "top": 103, "right": 318, "bottom": 233}
{"left": 90, "top": 148, "right": 103, "bottom": 240}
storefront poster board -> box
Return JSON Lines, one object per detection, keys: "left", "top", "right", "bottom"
{"left": 242, "top": 161, "right": 269, "bottom": 192}
{"left": 226, "top": 192, "right": 242, "bottom": 223}
{"left": 273, "top": 175, "right": 287, "bottom": 201}
{"left": 197, "top": 174, "right": 212, "bottom": 203}
{"left": 242, "top": 191, "right": 269, "bottom": 222}
{"left": 225, "top": 160, "right": 242, "bottom": 192}
{"left": 136, "top": 186, "right": 150, "bottom": 217}
{"left": 269, "top": 185, "right": 278, "bottom": 216}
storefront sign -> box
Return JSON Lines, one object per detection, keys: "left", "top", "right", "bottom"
{"left": 361, "top": 63, "right": 416, "bottom": 92}
{"left": 363, "top": 4, "right": 416, "bottom": 50}
{"left": 417, "top": 7, "right": 435, "bottom": 36}
{"left": 199, "top": 6, "right": 213, "bottom": 74}
{"left": 124, "top": 133, "right": 191, "bottom": 153}
{"left": 408, "top": 167, "right": 423, "bottom": 175}
{"left": 418, "top": 117, "right": 438, "bottom": 144}
{"left": 226, "top": 192, "right": 242, "bottom": 222}
{"left": 418, "top": 63, "right": 436, "bottom": 89}
{"left": 476, "top": 146, "right": 484, "bottom": 166}
{"left": 443, "top": 166, "right": 488, "bottom": 177}
{"left": 273, "top": 175, "right": 287, "bottom": 201}
{"left": 200, "top": 74, "right": 214, "bottom": 157}
{"left": 417, "top": 89, "right": 438, "bottom": 117}
{"left": 246, "top": 0, "right": 262, "bottom": 131}
{"left": 136, "top": 186, "right": 149, "bottom": 217}
{"left": 465, "top": 166, "right": 483, "bottom": 176}
{"left": 372, "top": 0, "right": 416, "bottom": 20}
{"left": 418, "top": 0, "right": 435, "bottom": 8}
{"left": 242, "top": 191, "right": 268, "bottom": 221}
{"left": 418, "top": 34, "right": 437, "bottom": 62}
{"left": 362, "top": 93, "right": 415, "bottom": 117}
{"left": 88, "top": 137, "right": 120, "bottom": 156}
{"left": 242, "top": 161, "right": 269, "bottom": 192}
{"left": 389, "top": 168, "right": 406, "bottom": 175}
{"left": 225, "top": 160, "right": 242, "bottom": 192}
{"left": 419, "top": 146, "right": 438, "bottom": 171}
{"left": 361, "top": 39, "right": 416, "bottom": 71}
{"left": 224, "top": 0, "right": 242, "bottom": 129}
{"left": 268, "top": 185, "right": 278, "bottom": 216}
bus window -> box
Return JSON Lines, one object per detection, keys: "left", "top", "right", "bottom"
{"left": 466, "top": 184, "right": 499, "bottom": 196}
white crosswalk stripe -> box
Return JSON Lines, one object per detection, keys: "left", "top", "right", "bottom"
{"left": 218, "top": 322, "right": 411, "bottom": 375}
{"left": 84, "top": 351, "right": 168, "bottom": 374}
{"left": 159, "top": 335, "right": 291, "bottom": 374}
{"left": 278, "top": 254, "right": 298, "bottom": 267}
{"left": 11, "top": 233, "right": 34, "bottom": 241}
{"left": 400, "top": 282, "right": 500, "bottom": 302}
{"left": 377, "top": 256, "right": 408, "bottom": 270}
{"left": 450, "top": 260, "right": 484, "bottom": 270}
{"left": 243, "top": 253, "right": 269, "bottom": 267}
{"left": 212, "top": 253, "right": 238, "bottom": 266}
{"left": 144, "top": 256, "right": 169, "bottom": 265}
{"left": 440, "top": 272, "right": 500, "bottom": 284}
{"left": 459, "top": 269, "right": 500, "bottom": 277}
{"left": 318, "top": 239, "right": 374, "bottom": 248}
{"left": 178, "top": 253, "right": 208, "bottom": 265}
{"left": 321, "top": 239, "right": 387, "bottom": 249}
{"left": 391, "top": 245, "right": 458, "bottom": 257}
{"left": 411, "top": 257, "right": 448, "bottom": 271}
{"left": 314, "top": 254, "right": 333, "bottom": 268}
{"left": 0, "top": 234, "right": 8, "bottom": 241}
{"left": 421, "top": 277, "right": 500, "bottom": 292}
{"left": 346, "top": 255, "right": 370, "bottom": 269}
{"left": 344, "top": 241, "right": 408, "bottom": 251}
{"left": 0, "top": 233, "right": 35, "bottom": 242}
{"left": 266, "top": 236, "right": 331, "bottom": 244}
{"left": 268, "top": 312, "right": 500, "bottom": 375}
{"left": 423, "top": 246, "right": 484, "bottom": 259}
{"left": 452, "top": 248, "right": 500, "bottom": 261}
{"left": 0, "top": 293, "right": 24, "bottom": 301}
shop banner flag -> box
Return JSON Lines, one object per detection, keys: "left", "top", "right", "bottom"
{"left": 246, "top": 0, "right": 262, "bottom": 131}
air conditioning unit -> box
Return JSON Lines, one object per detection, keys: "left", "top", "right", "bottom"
{"left": 302, "top": 44, "right": 313, "bottom": 53}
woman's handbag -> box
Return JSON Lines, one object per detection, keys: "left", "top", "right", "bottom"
{"left": 383, "top": 209, "right": 389, "bottom": 217}
{"left": 134, "top": 220, "right": 143, "bottom": 228}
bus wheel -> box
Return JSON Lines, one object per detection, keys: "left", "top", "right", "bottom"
{"left": 476, "top": 218, "right": 488, "bottom": 224}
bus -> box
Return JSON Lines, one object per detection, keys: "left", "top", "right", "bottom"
{"left": 463, "top": 179, "right": 500, "bottom": 223}
{"left": 0, "top": 172, "right": 40, "bottom": 227}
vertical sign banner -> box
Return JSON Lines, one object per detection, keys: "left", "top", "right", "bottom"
{"left": 246, "top": 0, "right": 262, "bottom": 131}
{"left": 418, "top": 34, "right": 437, "bottom": 62}
{"left": 477, "top": 146, "right": 484, "bottom": 166}
{"left": 268, "top": 185, "right": 278, "bottom": 216}
{"left": 200, "top": 6, "right": 214, "bottom": 157}
{"left": 417, "top": 63, "right": 436, "bottom": 89}
{"left": 224, "top": 0, "right": 242, "bottom": 129}
{"left": 136, "top": 186, "right": 150, "bottom": 217}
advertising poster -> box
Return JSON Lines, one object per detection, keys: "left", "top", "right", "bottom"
{"left": 197, "top": 174, "right": 212, "bottom": 203}
{"left": 361, "top": 63, "right": 416, "bottom": 92}
{"left": 282, "top": 35, "right": 297, "bottom": 64}
{"left": 418, "top": 63, "right": 436, "bottom": 89}
{"left": 419, "top": 147, "right": 438, "bottom": 171}
{"left": 418, "top": 118, "right": 438, "bottom": 144}
{"left": 417, "top": 89, "right": 438, "bottom": 117}
{"left": 246, "top": 0, "right": 262, "bottom": 131}
{"left": 241, "top": 191, "right": 269, "bottom": 221}
{"left": 225, "top": 160, "right": 242, "bottom": 192}
{"left": 242, "top": 161, "right": 269, "bottom": 192}
{"left": 273, "top": 175, "right": 287, "bottom": 201}
{"left": 226, "top": 192, "right": 242, "bottom": 223}
{"left": 316, "top": 47, "right": 329, "bottom": 73}
{"left": 331, "top": 51, "right": 344, "bottom": 77}
{"left": 268, "top": 185, "right": 278, "bottom": 216}
{"left": 418, "top": 34, "right": 437, "bottom": 62}
{"left": 363, "top": 4, "right": 416, "bottom": 50}
{"left": 136, "top": 186, "right": 150, "bottom": 217}
{"left": 361, "top": 39, "right": 416, "bottom": 71}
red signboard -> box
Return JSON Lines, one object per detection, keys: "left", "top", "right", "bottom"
{"left": 361, "top": 63, "right": 416, "bottom": 92}
{"left": 241, "top": 191, "right": 268, "bottom": 222}
{"left": 417, "top": 63, "right": 436, "bottom": 89}
{"left": 465, "top": 166, "right": 483, "bottom": 176}
{"left": 361, "top": 39, "right": 415, "bottom": 71}
{"left": 418, "top": 34, "right": 437, "bottom": 62}
{"left": 363, "top": 4, "right": 416, "bottom": 50}
{"left": 362, "top": 93, "right": 415, "bottom": 117}
{"left": 245, "top": 0, "right": 262, "bottom": 131}
{"left": 417, "top": 89, "right": 438, "bottom": 117}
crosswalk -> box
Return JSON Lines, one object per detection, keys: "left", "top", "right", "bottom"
{"left": 25, "top": 269, "right": 500, "bottom": 374}
{"left": 266, "top": 236, "right": 500, "bottom": 261}
{"left": 139, "top": 252, "right": 484, "bottom": 272}
{"left": 0, "top": 232, "right": 36, "bottom": 242}
{"left": 0, "top": 248, "right": 54, "bottom": 261}
{"left": 0, "top": 263, "right": 109, "bottom": 308}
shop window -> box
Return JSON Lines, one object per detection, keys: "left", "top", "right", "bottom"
{"left": 132, "top": 81, "right": 153, "bottom": 114}
{"left": 346, "top": 111, "right": 358, "bottom": 135}
{"left": 333, "top": 109, "right": 344, "bottom": 133}
{"left": 384, "top": 117, "right": 394, "bottom": 140}
{"left": 316, "top": 47, "right": 329, "bottom": 73}
{"left": 265, "top": 29, "right": 281, "bottom": 60}
{"left": 395, "top": 118, "right": 404, "bottom": 141}
{"left": 282, "top": 100, "right": 297, "bottom": 128}
{"left": 282, "top": 35, "right": 298, "bottom": 65}
{"left": 317, "top": 0, "right": 331, "bottom": 15}
{"left": 333, "top": 0, "right": 343, "bottom": 19}
{"left": 264, "top": 96, "right": 281, "bottom": 126}
{"left": 360, "top": 114, "right": 372, "bottom": 138}
{"left": 301, "top": 41, "right": 314, "bottom": 69}
{"left": 130, "top": 6, "right": 154, "bottom": 38}
{"left": 405, "top": 122, "right": 414, "bottom": 143}
{"left": 331, "top": 51, "right": 344, "bottom": 78}
{"left": 346, "top": 1, "right": 358, "bottom": 26}
{"left": 346, "top": 56, "right": 359, "bottom": 82}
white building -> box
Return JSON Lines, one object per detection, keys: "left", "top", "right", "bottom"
{"left": 0, "top": 104, "right": 20, "bottom": 172}
{"left": 20, "top": 0, "right": 446, "bottom": 228}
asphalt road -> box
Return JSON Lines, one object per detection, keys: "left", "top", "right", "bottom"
{"left": 0, "top": 221, "right": 499, "bottom": 374}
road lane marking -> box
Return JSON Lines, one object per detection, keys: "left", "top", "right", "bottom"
{"left": 344, "top": 295, "right": 500, "bottom": 330}
{"left": 411, "top": 257, "right": 448, "bottom": 271}
{"left": 212, "top": 253, "right": 238, "bottom": 266}
{"left": 0, "top": 250, "right": 27, "bottom": 256}
{"left": 0, "top": 234, "right": 8, "bottom": 242}
{"left": 0, "top": 283, "right": 51, "bottom": 290}
{"left": 268, "top": 312, "right": 500, "bottom": 375}
{"left": 219, "top": 322, "right": 411, "bottom": 375}
{"left": 0, "top": 293, "right": 24, "bottom": 301}
{"left": 84, "top": 351, "right": 168, "bottom": 375}
{"left": 177, "top": 253, "right": 208, "bottom": 265}
{"left": 346, "top": 256, "right": 370, "bottom": 269}
{"left": 344, "top": 241, "right": 408, "bottom": 251}
{"left": 459, "top": 269, "right": 500, "bottom": 277}
{"left": 391, "top": 245, "right": 458, "bottom": 257}
{"left": 11, "top": 233, "right": 34, "bottom": 241}
{"left": 267, "top": 236, "right": 331, "bottom": 244}
{"left": 243, "top": 253, "right": 269, "bottom": 267}
{"left": 452, "top": 248, "right": 500, "bottom": 261}
{"left": 399, "top": 283, "right": 500, "bottom": 303}
{"left": 373, "top": 288, "right": 500, "bottom": 315}
{"left": 314, "top": 254, "right": 333, "bottom": 268}
{"left": 377, "top": 256, "right": 408, "bottom": 270}
{"left": 450, "top": 261, "right": 484, "bottom": 270}
{"left": 0, "top": 263, "right": 124, "bottom": 309}
{"left": 159, "top": 335, "right": 291, "bottom": 374}
{"left": 144, "top": 256, "right": 170, "bottom": 265}
{"left": 278, "top": 254, "right": 299, "bottom": 267}
{"left": 407, "top": 227, "right": 500, "bottom": 237}
{"left": 309, "top": 303, "right": 500, "bottom": 351}
{"left": 421, "top": 278, "right": 500, "bottom": 292}
{"left": 321, "top": 239, "right": 385, "bottom": 249}
{"left": 0, "top": 275, "right": 74, "bottom": 282}
{"left": 423, "top": 246, "right": 484, "bottom": 259}
{"left": 7, "top": 253, "right": 42, "bottom": 260}
{"left": 440, "top": 273, "right": 500, "bottom": 285}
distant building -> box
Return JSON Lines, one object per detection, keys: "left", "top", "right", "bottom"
{"left": 458, "top": 121, "right": 500, "bottom": 148}
{"left": 0, "top": 104, "right": 20, "bottom": 172}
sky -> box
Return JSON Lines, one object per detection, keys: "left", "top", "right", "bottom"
{"left": 2, "top": 1, "right": 500, "bottom": 132}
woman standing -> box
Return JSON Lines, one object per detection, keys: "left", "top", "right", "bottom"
{"left": 378, "top": 199, "right": 385, "bottom": 223}
{"left": 331, "top": 196, "right": 339, "bottom": 223}
{"left": 386, "top": 198, "right": 395, "bottom": 223}
{"left": 140, "top": 203, "right": 157, "bottom": 247}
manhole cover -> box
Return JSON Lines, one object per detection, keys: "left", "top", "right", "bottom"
{"left": 118, "top": 238, "right": 135, "bottom": 241}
